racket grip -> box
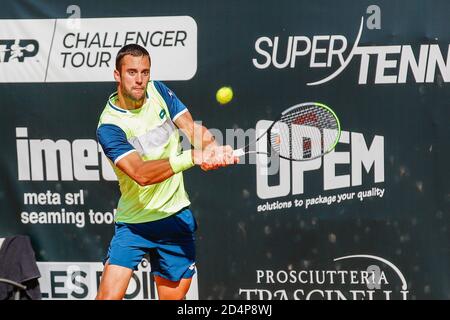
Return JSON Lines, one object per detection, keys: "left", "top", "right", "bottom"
{"left": 233, "top": 149, "right": 245, "bottom": 157}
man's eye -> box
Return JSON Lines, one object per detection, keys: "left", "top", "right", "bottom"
{"left": 129, "top": 71, "right": 135, "bottom": 75}
{"left": 143, "top": 71, "right": 149, "bottom": 76}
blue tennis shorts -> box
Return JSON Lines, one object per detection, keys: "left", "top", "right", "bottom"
{"left": 104, "top": 207, "right": 197, "bottom": 282}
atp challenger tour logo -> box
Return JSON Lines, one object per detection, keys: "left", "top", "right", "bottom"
{"left": 0, "top": 15, "right": 197, "bottom": 82}
{"left": 253, "top": 5, "right": 450, "bottom": 85}
{"left": 0, "top": 40, "right": 39, "bottom": 62}
{"left": 239, "top": 254, "right": 409, "bottom": 300}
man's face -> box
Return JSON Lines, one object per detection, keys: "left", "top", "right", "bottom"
{"left": 115, "top": 55, "right": 150, "bottom": 102}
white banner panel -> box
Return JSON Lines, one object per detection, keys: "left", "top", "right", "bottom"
{"left": 37, "top": 261, "right": 199, "bottom": 300}
{"left": 0, "top": 19, "right": 55, "bottom": 82}
{"left": 0, "top": 16, "right": 197, "bottom": 83}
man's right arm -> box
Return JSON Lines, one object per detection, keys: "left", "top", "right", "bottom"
{"left": 97, "top": 123, "right": 226, "bottom": 187}
{"left": 115, "top": 149, "right": 214, "bottom": 186}
{"left": 115, "top": 151, "right": 175, "bottom": 186}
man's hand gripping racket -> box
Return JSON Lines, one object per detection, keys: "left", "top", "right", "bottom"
{"left": 193, "top": 145, "right": 239, "bottom": 171}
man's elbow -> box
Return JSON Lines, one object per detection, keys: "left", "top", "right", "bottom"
{"left": 134, "top": 175, "right": 152, "bottom": 186}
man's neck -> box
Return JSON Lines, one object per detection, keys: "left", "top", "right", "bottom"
{"left": 117, "top": 89, "right": 146, "bottom": 110}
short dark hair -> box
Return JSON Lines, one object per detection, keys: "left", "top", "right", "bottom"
{"left": 115, "top": 44, "right": 151, "bottom": 71}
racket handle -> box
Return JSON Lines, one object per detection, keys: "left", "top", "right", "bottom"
{"left": 233, "top": 148, "right": 245, "bottom": 157}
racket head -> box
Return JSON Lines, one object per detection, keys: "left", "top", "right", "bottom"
{"left": 268, "top": 102, "right": 341, "bottom": 161}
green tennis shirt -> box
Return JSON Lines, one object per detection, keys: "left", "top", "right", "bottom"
{"left": 97, "top": 80, "right": 191, "bottom": 223}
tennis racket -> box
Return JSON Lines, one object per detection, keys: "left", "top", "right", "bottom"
{"left": 233, "top": 102, "right": 341, "bottom": 161}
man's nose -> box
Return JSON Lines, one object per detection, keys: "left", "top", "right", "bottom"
{"left": 136, "top": 73, "right": 143, "bottom": 84}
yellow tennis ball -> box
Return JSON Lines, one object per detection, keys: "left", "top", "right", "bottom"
{"left": 216, "top": 86, "right": 233, "bottom": 105}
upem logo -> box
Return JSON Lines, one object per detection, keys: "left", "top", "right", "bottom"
{"left": 0, "top": 39, "right": 39, "bottom": 62}
{"left": 253, "top": 7, "right": 450, "bottom": 85}
{"left": 255, "top": 120, "right": 384, "bottom": 199}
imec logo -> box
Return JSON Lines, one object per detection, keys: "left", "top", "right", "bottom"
{"left": 0, "top": 39, "right": 39, "bottom": 62}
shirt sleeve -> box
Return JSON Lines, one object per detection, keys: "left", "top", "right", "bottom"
{"left": 97, "top": 124, "right": 135, "bottom": 164}
{"left": 153, "top": 81, "right": 188, "bottom": 121}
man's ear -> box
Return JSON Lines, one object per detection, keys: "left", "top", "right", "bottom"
{"left": 113, "top": 69, "right": 120, "bottom": 82}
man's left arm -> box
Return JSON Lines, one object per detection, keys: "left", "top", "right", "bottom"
{"left": 174, "top": 111, "right": 238, "bottom": 170}
{"left": 174, "top": 111, "right": 216, "bottom": 151}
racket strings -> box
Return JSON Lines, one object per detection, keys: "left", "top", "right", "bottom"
{"left": 270, "top": 105, "right": 339, "bottom": 160}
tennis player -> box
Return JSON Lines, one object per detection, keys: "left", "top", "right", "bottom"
{"left": 95, "top": 44, "right": 238, "bottom": 300}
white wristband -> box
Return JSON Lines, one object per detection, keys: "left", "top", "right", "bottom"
{"left": 169, "top": 150, "right": 194, "bottom": 174}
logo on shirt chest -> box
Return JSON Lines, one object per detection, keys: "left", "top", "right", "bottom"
{"left": 159, "top": 109, "right": 166, "bottom": 119}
